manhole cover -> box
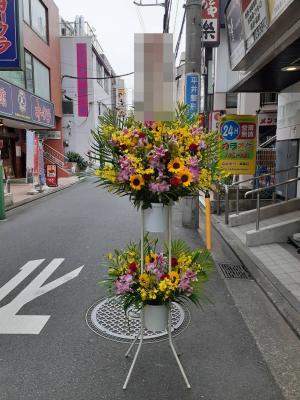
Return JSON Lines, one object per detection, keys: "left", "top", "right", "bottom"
{"left": 218, "top": 263, "right": 253, "bottom": 280}
{"left": 86, "top": 297, "right": 190, "bottom": 343}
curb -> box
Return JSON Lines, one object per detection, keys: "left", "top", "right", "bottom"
{"left": 202, "top": 205, "right": 300, "bottom": 339}
{"left": 5, "top": 177, "right": 87, "bottom": 212}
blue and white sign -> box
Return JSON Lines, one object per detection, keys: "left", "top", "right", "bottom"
{"left": 185, "top": 73, "right": 200, "bottom": 116}
{"left": 221, "top": 120, "right": 240, "bottom": 140}
{"left": 0, "top": 0, "right": 22, "bottom": 70}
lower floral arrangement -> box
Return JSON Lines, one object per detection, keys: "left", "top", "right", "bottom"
{"left": 100, "top": 236, "right": 213, "bottom": 322}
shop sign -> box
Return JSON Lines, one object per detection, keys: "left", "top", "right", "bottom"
{"left": 46, "top": 164, "right": 58, "bottom": 187}
{"left": 33, "top": 135, "right": 40, "bottom": 177}
{"left": 0, "top": 0, "right": 23, "bottom": 70}
{"left": 220, "top": 114, "right": 257, "bottom": 175}
{"left": 209, "top": 110, "right": 225, "bottom": 131}
{"left": 225, "top": 0, "right": 246, "bottom": 70}
{"left": 0, "top": 78, "right": 55, "bottom": 128}
{"left": 241, "top": 0, "right": 269, "bottom": 52}
{"left": 258, "top": 112, "right": 277, "bottom": 126}
{"left": 76, "top": 43, "right": 88, "bottom": 117}
{"left": 46, "top": 131, "right": 61, "bottom": 140}
{"left": 201, "top": 0, "right": 220, "bottom": 46}
{"left": 185, "top": 73, "right": 200, "bottom": 116}
{"left": 267, "top": 0, "right": 294, "bottom": 23}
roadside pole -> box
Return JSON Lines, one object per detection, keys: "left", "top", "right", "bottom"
{"left": 182, "top": 0, "right": 202, "bottom": 229}
{"left": 0, "top": 153, "right": 6, "bottom": 220}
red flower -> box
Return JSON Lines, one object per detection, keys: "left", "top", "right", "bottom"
{"left": 160, "top": 273, "right": 169, "bottom": 280}
{"left": 128, "top": 262, "right": 137, "bottom": 273}
{"left": 189, "top": 143, "right": 198, "bottom": 152}
{"left": 138, "top": 132, "right": 145, "bottom": 138}
{"left": 170, "top": 177, "right": 181, "bottom": 187}
{"left": 171, "top": 257, "right": 178, "bottom": 267}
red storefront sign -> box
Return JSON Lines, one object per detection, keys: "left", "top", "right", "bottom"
{"left": 46, "top": 164, "right": 58, "bottom": 187}
{"left": 202, "top": 0, "right": 220, "bottom": 46}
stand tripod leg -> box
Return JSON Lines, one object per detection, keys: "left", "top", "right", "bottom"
{"left": 125, "top": 328, "right": 142, "bottom": 358}
{"left": 168, "top": 308, "right": 191, "bottom": 389}
{"left": 123, "top": 311, "right": 144, "bottom": 390}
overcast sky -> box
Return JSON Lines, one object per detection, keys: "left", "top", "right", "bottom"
{"left": 54, "top": 0, "right": 186, "bottom": 103}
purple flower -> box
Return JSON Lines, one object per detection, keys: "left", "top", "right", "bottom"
{"left": 116, "top": 273, "right": 134, "bottom": 294}
{"left": 188, "top": 157, "right": 199, "bottom": 168}
{"left": 149, "top": 181, "right": 170, "bottom": 193}
{"left": 189, "top": 167, "right": 199, "bottom": 181}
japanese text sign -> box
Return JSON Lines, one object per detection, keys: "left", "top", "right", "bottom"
{"left": 0, "top": 0, "right": 22, "bottom": 70}
{"left": 225, "top": 0, "right": 246, "bottom": 69}
{"left": 185, "top": 73, "right": 200, "bottom": 116}
{"left": 46, "top": 164, "right": 58, "bottom": 187}
{"left": 202, "top": 0, "right": 220, "bottom": 46}
{"left": 241, "top": 0, "right": 269, "bottom": 52}
{"left": 220, "top": 114, "right": 257, "bottom": 175}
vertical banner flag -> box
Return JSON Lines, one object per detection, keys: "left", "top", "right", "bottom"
{"left": 202, "top": 0, "right": 220, "bottom": 46}
{"left": 26, "top": 130, "right": 34, "bottom": 184}
{"left": 76, "top": 43, "right": 88, "bottom": 117}
{"left": 39, "top": 141, "right": 45, "bottom": 185}
{"left": 185, "top": 73, "right": 200, "bottom": 117}
{"left": 220, "top": 115, "right": 257, "bottom": 175}
{"left": 33, "top": 135, "right": 40, "bottom": 177}
{"left": 0, "top": 0, "right": 22, "bottom": 70}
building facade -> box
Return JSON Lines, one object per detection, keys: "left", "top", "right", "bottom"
{"left": 0, "top": 0, "right": 64, "bottom": 179}
{"left": 60, "top": 17, "right": 116, "bottom": 159}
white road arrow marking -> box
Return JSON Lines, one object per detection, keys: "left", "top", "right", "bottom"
{"left": 0, "top": 258, "right": 84, "bottom": 334}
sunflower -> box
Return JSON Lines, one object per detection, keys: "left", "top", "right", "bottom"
{"left": 177, "top": 168, "right": 193, "bottom": 187}
{"left": 139, "top": 273, "right": 150, "bottom": 288}
{"left": 129, "top": 174, "right": 145, "bottom": 191}
{"left": 168, "top": 157, "right": 185, "bottom": 173}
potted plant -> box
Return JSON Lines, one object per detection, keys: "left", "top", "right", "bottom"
{"left": 100, "top": 237, "right": 213, "bottom": 331}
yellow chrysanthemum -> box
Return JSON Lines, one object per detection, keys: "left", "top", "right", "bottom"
{"left": 129, "top": 174, "right": 145, "bottom": 191}
{"left": 176, "top": 168, "right": 193, "bottom": 187}
{"left": 168, "top": 157, "right": 185, "bottom": 173}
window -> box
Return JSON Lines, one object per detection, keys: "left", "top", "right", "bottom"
{"left": 25, "top": 51, "right": 50, "bottom": 100}
{"left": 260, "top": 92, "right": 278, "bottom": 106}
{"left": 226, "top": 93, "right": 238, "bottom": 108}
{"left": 23, "top": 0, "right": 48, "bottom": 42}
{"left": 96, "top": 58, "right": 104, "bottom": 87}
{"left": 62, "top": 100, "right": 74, "bottom": 115}
{"left": 104, "top": 70, "right": 110, "bottom": 93}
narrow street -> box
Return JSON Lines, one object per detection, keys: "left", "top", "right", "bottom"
{"left": 0, "top": 179, "right": 297, "bottom": 400}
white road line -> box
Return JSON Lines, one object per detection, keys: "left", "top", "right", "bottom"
{"left": 0, "top": 258, "right": 84, "bottom": 334}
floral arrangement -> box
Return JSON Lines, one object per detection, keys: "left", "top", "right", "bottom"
{"left": 100, "top": 237, "right": 213, "bottom": 311}
{"left": 91, "top": 105, "right": 226, "bottom": 209}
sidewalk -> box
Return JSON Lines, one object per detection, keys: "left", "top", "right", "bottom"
{"left": 201, "top": 197, "right": 300, "bottom": 338}
{"left": 5, "top": 176, "right": 82, "bottom": 210}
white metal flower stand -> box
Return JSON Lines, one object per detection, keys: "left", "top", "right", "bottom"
{"left": 123, "top": 206, "right": 191, "bottom": 390}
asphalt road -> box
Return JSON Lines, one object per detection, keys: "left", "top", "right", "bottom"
{"left": 0, "top": 179, "right": 286, "bottom": 400}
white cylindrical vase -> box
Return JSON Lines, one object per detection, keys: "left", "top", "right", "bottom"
{"left": 144, "top": 203, "right": 169, "bottom": 233}
{"left": 144, "top": 304, "right": 168, "bottom": 332}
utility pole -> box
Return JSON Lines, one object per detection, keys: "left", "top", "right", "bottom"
{"left": 182, "top": 0, "right": 202, "bottom": 229}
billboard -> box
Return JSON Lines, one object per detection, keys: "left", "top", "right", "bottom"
{"left": 202, "top": 0, "right": 220, "bottom": 47}
{"left": 0, "top": 0, "right": 23, "bottom": 70}
{"left": 241, "top": 0, "right": 269, "bottom": 52}
{"left": 225, "top": 0, "right": 246, "bottom": 70}
{"left": 220, "top": 114, "right": 257, "bottom": 175}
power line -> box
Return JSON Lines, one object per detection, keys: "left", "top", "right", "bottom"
{"left": 175, "top": 7, "right": 186, "bottom": 59}
{"left": 61, "top": 71, "right": 134, "bottom": 82}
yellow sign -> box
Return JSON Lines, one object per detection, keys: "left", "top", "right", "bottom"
{"left": 220, "top": 115, "right": 257, "bottom": 175}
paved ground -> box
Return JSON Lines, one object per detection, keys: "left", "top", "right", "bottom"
{"left": 0, "top": 179, "right": 298, "bottom": 400}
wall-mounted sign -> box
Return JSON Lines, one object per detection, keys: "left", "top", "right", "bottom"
{"left": 77, "top": 43, "right": 88, "bottom": 117}
{"left": 258, "top": 112, "right": 277, "bottom": 126}
{"left": 220, "top": 114, "right": 257, "bottom": 175}
{"left": 268, "top": 0, "right": 294, "bottom": 24}
{"left": 46, "top": 164, "right": 58, "bottom": 187}
{"left": 185, "top": 73, "right": 200, "bottom": 116}
{"left": 209, "top": 110, "right": 225, "bottom": 131}
{"left": 202, "top": 0, "right": 220, "bottom": 47}
{"left": 0, "top": 0, "right": 23, "bottom": 70}
{"left": 46, "top": 131, "right": 61, "bottom": 140}
{"left": 0, "top": 78, "right": 55, "bottom": 127}
{"left": 225, "top": 0, "right": 246, "bottom": 70}
{"left": 241, "top": 0, "right": 269, "bottom": 52}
